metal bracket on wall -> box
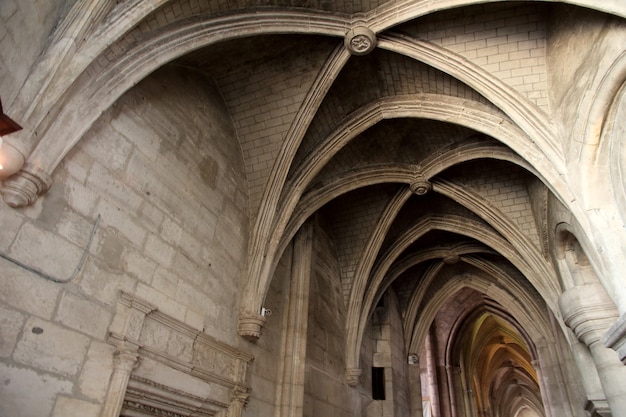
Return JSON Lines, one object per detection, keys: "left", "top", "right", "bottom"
{"left": 0, "top": 214, "right": 100, "bottom": 283}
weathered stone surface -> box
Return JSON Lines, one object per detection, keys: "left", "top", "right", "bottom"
{"left": 52, "top": 396, "right": 100, "bottom": 417}
{"left": 0, "top": 262, "right": 60, "bottom": 319}
{"left": 55, "top": 292, "right": 113, "bottom": 339}
{"left": 13, "top": 317, "right": 90, "bottom": 377}
{"left": 0, "top": 363, "right": 73, "bottom": 417}
{"left": 0, "top": 304, "right": 25, "bottom": 357}
{"left": 79, "top": 341, "right": 115, "bottom": 402}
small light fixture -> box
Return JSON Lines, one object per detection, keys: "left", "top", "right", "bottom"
{"left": 0, "top": 98, "right": 22, "bottom": 136}
{"left": 0, "top": 137, "right": 25, "bottom": 179}
{"left": 0, "top": 98, "right": 24, "bottom": 179}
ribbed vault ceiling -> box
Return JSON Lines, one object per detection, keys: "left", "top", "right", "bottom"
{"left": 172, "top": 1, "right": 558, "bottom": 388}
{"left": 11, "top": 0, "right": 626, "bottom": 411}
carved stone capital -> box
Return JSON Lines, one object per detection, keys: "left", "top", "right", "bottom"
{"left": 230, "top": 385, "right": 250, "bottom": 405}
{"left": 237, "top": 313, "right": 266, "bottom": 342}
{"left": 113, "top": 348, "right": 141, "bottom": 373}
{"left": 1, "top": 163, "right": 51, "bottom": 207}
{"left": 602, "top": 311, "right": 626, "bottom": 364}
{"left": 559, "top": 283, "right": 619, "bottom": 346}
{"left": 345, "top": 367, "right": 362, "bottom": 387}
{"left": 345, "top": 26, "right": 377, "bottom": 56}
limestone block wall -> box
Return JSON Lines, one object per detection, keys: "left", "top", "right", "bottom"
{"left": 304, "top": 225, "right": 366, "bottom": 416}
{"left": 0, "top": 0, "right": 68, "bottom": 106}
{"left": 0, "top": 64, "right": 280, "bottom": 417}
{"left": 399, "top": 2, "right": 550, "bottom": 111}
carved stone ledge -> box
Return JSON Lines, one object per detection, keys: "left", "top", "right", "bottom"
{"left": 1, "top": 164, "right": 51, "bottom": 207}
{"left": 602, "top": 312, "right": 626, "bottom": 364}
{"left": 345, "top": 26, "right": 377, "bottom": 56}
{"left": 345, "top": 367, "right": 362, "bottom": 387}
{"left": 237, "top": 313, "right": 266, "bottom": 342}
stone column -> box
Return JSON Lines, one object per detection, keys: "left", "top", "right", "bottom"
{"left": 425, "top": 330, "right": 441, "bottom": 417}
{"left": 100, "top": 347, "right": 139, "bottom": 417}
{"left": 408, "top": 355, "right": 424, "bottom": 417}
{"left": 560, "top": 283, "right": 626, "bottom": 416}
{"left": 464, "top": 387, "right": 477, "bottom": 417}
{"left": 446, "top": 365, "right": 463, "bottom": 417}
{"left": 276, "top": 222, "right": 314, "bottom": 417}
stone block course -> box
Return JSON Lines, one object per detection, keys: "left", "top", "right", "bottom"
{"left": 55, "top": 292, "right": 112, "bottom": 339}
{"left": 52, "top": 396, "right": 100, "bottom": 417}
{"left": 0, "top": 262, "right": 61, "bottom": 319}
{"left": 13, "top": 317, "right": 90, "bottom": 377}
{"left": 78, "top": 341, "right": 115, "bottom": 402}
{"left": 0, "top": 305, "right": 25, "bottom": 357}
{"left": 0, "top": 363, "right": 73, "bottom": 417}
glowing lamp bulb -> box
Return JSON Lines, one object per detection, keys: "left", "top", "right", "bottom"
{"left": 0, "top": 139, "right": 25, "bottom": 179}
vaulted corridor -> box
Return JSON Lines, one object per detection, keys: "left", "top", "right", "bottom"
{"left": 1, "top": 1, "right": 626, "bottom": 416}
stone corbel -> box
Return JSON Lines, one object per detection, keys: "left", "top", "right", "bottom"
{"left": 559, "top": 283, "right": 618, "bottom": 347}
{"left": 237, "top": 312, "right": 266, "bottom": 342}
{"left": 1, "top": 163, "right": 51, "bottom": 208}
{"left": 602, "top": 312, "right": 626, "bottom": 364}
{"left": 345, "top": 367, "right": 362, "bottom": 387}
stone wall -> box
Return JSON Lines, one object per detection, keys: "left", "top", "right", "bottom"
{"left": 546, "top": 6, "right": 626, "bottom": 154}
{"left": 304, "top": 224, "right": 366, "bottom": 415}
{"left": 0, "top": 0, "right": 70, "bottom": 106}
{"left": 0, "top": 64, "right": 269, "bottom": 417}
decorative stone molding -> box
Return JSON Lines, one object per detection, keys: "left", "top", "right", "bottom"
{"left": 237, "top": 313, "right": 266, "bottom": 341}
{"left": 107, "top": 292, "right": 255, "bottom": 417}
{"left": 1, "top": 164, "right": 51, "bottom": 207}
{"left": 345, "top": 368, "right": 362, "bottom": 387}
{"left": 602, "top": 312, "right": 626, "bottom": 364}
{"left": 344, "top": 26, "right": 377, "bottom": 56}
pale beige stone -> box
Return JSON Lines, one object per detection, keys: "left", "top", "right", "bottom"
{"left": 13, "top": 317, "right": 90, "bottom": 377}
{"left": 52, "top": 396, "right": 100, "bottom": 417}
{"left": 0, "top": 304, "right": 25, "bottom": 357}
{"left": 55, "top": 292, "right": 112, "bottom": 339}
{"left": 0, "top": 363, "right": 73, "bottom": 417}
{"left": 79, "top": 341, "right": 115, "bottom": 402}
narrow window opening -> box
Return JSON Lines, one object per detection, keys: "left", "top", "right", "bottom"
{"left": 372, "top": 367, "right": 385, "bottom": 400}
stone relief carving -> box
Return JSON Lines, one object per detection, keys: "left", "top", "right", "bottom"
{"left": 107, "top": 292, "right": 254, "bottom": 417}
{"left": 344, "top": 26, "right": 377, "bottom": 56}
